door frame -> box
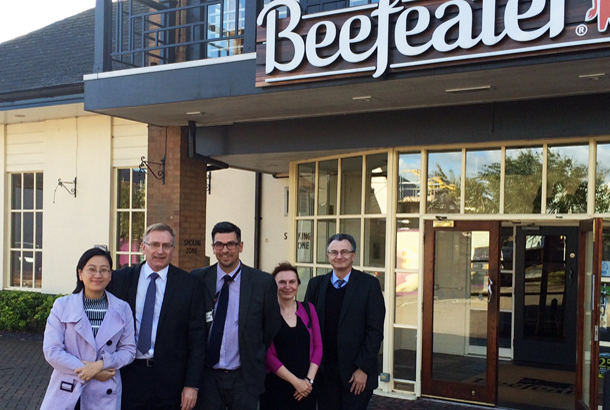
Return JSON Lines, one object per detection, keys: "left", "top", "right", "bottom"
{"left": 421, "top": 219, "right": 500, "bottom": 405}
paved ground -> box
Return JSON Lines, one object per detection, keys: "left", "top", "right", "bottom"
{"left": 0, "top": 331, "right": 493, "bottom": 410}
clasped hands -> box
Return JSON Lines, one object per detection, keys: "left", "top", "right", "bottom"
{"left": 75, "top": 360, "right": 115, "bottom": 382}
{"left": 293, "top": 378, "right": 313, "bottom": 401}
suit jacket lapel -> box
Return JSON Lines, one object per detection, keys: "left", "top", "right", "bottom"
{"left": 157, "top": 264, "right": 176, "bottom": 332}
{"left": 204, "top": 265, "right": 218, "bottom": 302}
{"left": 65, "top": 293, "right": 97, "bottom": 350}
{"left": 238, "top": 264, "right": 252, "bottom": 337}
{"left": 127, "top": 263, "right": 143, "bottom": 320}
{"left": 339, "top": 270, "right": 359, "bottom": 325}
{"left": 317, "top": 272, "right": 332, "bottom": 329}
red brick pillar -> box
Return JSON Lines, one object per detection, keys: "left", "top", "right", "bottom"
{"left": 147, "top": 125, "right": 208, "bottom": 271}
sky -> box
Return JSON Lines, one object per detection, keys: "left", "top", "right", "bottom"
{"left": 0, "top": 0, "right": 96, "bottom": 45}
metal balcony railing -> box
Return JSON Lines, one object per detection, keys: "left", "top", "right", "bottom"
{"left": 109, "top": 0, "right": 246, "bottom": 70}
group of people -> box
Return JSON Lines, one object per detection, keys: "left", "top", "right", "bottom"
{"left": 40, "top": 221, "right": 386, "bottom": 410}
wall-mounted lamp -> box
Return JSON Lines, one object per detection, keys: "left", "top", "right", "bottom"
{"left": 53, "top": 177, "right": 77, "bottom": 203}
{"left": 139, "top": 155, "right": 166, "bottom": 185}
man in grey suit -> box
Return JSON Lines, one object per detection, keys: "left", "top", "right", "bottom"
{"left": 191, "top": 221, "right": 281, "bottom": 410}
{"left": 304, "top": 233, "right": 386, "bottom": 410}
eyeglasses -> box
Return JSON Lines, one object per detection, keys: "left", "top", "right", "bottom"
{"left": 84, "top": 267, "right": 111, "bottom": 275}
{"left": 327, "top": 249, "right": 355, "bottom": 258}
{"left": 213, "top": 241, "right": 239, "bottom": 251}
{"left": 143, "top": 241, "right": 174, "bottom": 251}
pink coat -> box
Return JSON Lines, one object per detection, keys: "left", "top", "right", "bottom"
{"left": 41, "top": 291, "right": 136, "bottom": 410}
{"left": 265, "top": 301, "right": 323, "bottom": 374}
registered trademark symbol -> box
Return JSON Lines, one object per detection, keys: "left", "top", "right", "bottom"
{"left": 576, "top": 24, "right": 588, "bottom": 36}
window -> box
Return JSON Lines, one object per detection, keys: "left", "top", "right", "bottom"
{"left": 115, "top": 169, "right": 147, "bottom": 269}
{"left": 9, "top": 172, "right": 43, "bottom": 289}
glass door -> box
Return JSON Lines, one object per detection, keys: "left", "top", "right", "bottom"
{"left": 422, "top": 220, "right": 500, "bottom": 405}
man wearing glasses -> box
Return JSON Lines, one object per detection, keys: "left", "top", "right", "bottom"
{"left": 107, "top": 223, "right": 206, "bottom": 410}
{"left": 304, "top": 233, "right": 385, "bottom": 410}
{"left": 191, "top": 221, "right": 281, "bottom": 410}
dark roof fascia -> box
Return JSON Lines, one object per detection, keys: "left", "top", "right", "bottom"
{"left": 0, "top": 84, "right": 84, "bottom": 110}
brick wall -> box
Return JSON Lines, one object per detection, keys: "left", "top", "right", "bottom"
{"left": 147, "top": 125, "right": 208, "bottom": 271}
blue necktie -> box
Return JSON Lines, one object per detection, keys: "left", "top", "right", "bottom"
{"left": 336, "top": 279, "right": 346, "bottom": 289}
{"left": 137, "top": 272, "right": 159, "bottom": 355}
{"left": 205, "top": 274, "right": 234, "bottom": 367}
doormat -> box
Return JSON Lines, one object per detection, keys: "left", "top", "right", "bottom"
{"left": 469, "top": 376, "right": 575, "bottom": 395}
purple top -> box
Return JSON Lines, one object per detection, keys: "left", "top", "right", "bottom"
{"left": 265, "top": 301, "right": 323, "bottom": 374}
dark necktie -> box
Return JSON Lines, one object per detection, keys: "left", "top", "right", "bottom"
{"left": 336, "top": 279, "right": 346, "bottom": 289}
{"left": 205, "top": 274, "right": 235, "bottom": 367}
{"left": 137, "top": 272, "right": 159, "bottom": 355}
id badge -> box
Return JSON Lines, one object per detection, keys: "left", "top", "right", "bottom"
{"left": 206, "top": 309, "right": 214, "bottom": 323}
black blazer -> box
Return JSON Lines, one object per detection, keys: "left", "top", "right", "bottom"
{"left": 191, "top": 263, "right": 281, "bottom": 395}
{"left": 304, "top": 269, "right": 385, "bottom": 391}
{"left": 107, "top": 262, "right": 206, "bottom": 402}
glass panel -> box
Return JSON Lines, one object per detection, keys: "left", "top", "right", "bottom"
{"left": 364, "top": 270, "right": 385, "bottom": 293}
{"left": 602, "top": 229, "right": 610, "bottom": 343}
{"left": 499, "top": 312, "right": 512, "bottom": 350}
{"left": 596, "top": 143, "right": 610, "bottom": 213}
{"left": 582, "top": 230, "right": 594, "bottom": 407}
{"left": 132, "top": 169, "right": 146, "bottom": 209}
{"left": 546, "top": 145, "right": 588, "bottom": 214}
{"left": 22, "top": 251, "right": 34, "bottom": 288}
{"left": 316, "top": 267, "right": 328, "bottom": 277}
{"left": 396, "top": 218, "right": 419, "bottom": 270}
{"left": 500, "top": 227, "right": 514, "bottom": 315}
{"left": 131, "top": 254, "right": 143, "bottom": 266}
{"left": 297, "top": 266, "right": 312, "bottom": 301}
{"left": 223, "top": 0, "right": 236, "bottom": 36}
{"left": 10, "top": 251, "right": 21, "bottom": 287}
{"left": 23, "top": 213, "right": 33, "bottom": 249}
{"left": 35, "top": 212, "right": 43, "bottom": 249}
{"left": 364, "top": 218, "right": 385, "bottom": 267}
{"left": 318, "top": 160, "right": 338, "bottom": 216}
{"left": 11, "top": 174, "right": 21, "bottom": 209}
{"left": 465, "top": 149, "right": 501, "bottom": 214}
{"left": 296, "top": 220, "right": 314, "bottom": 263}
{"left": 505, "top": 147, "right": 543, "bottom": 214}
{"left": 132, "top": 212, "right": 146, "bottom": 251}
{"left": 501, "top": 227, "right": 514, "bottom": 271}
{"left": 207, "top": 4, "right": 221, "bottom": 39}
{"left": 116, "top": 211, "right": 130, "bottom": 252}
{"left": 432, "top": 230, "right": 488, "bottom": 382}
{"left": 317, "top": 220, "right": 336, "bottom": 263}
{"left": 208, "top": 40, "right": 231, "bottom": 58}
{"left": 522, "top": 234, "right": 566, "bottom": 339}
{"left": 11, "top": 213, "right": 21, "bottom": 248}
{"left": 395, "top": 271, "right": 418, "bottom": 326}
{"left": 34, "top": 252, "right": 43, "bottom": 288}
{"left": 23, "top": 173, "right": 34, "bottom": 210}
{"left": 397, "top": 153, "right": 421, "bottom": 214}
{"left": 238, "top": 0, "right": 245, "bottom": 33}
{"left": 365, "top": 153, "right": 387, "bottom": 214}
{"left": 117, "top": 169, "right": 131, "bottom": 209}
{"left": 394, "top": 327, "right": 417, "bottom": 381}
{"left": 340, "top": 157, "right": 362, "bottom": 215}
{"left": 339, "top": 219, "right": 361, "bottom": 264}
{"left": 297, "top": 163, "right": 315, "bottom": 217}
{"left": 600, "top": 345, "right": 610, "bottom": 407}
{"left": 427, "top": 151, "right": 461, "bottom": 214}
{"left": 36, "top": 173, "right": 43, "bottom": 210}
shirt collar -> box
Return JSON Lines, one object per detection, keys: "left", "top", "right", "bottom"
{"left": 331, "top": 270, "right": 351, "bottom": 286}
{"left": 142, "top": 262, "right": 169, "bottom": 281}
{"left": 217, "top": 261, "right": 242, "bottom": 282}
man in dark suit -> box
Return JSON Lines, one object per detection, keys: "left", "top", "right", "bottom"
{"left": 191, "top": 221, "right": 281, "bottom": 410}
{"left": 107, "top": 223, "right": 206, "bottom": 410}
{"left": 304, "top": 233, "right": 385, "bottom": 410}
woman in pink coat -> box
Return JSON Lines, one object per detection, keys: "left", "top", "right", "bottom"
{"left": 41, "top": 247, "right": 136, "bottom": 410}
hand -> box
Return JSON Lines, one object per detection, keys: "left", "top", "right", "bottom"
{"left": 292, "top": 378, "right": 312, "bottom": 401}
{"left": 181, "top": 386, "right": 198, "bottom": 410}
{"left": 75, "top": 360, "right": 104, "bottom": 382}
{"left": 349, "top": 368, "right": 367, "bottom": 395}
{"left": 93, "top": 368, "right": 116, "bottom": 382}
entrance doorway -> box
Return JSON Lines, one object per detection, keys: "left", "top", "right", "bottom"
{"left": 421, "top": 220, "right": 601, "bottom": 410}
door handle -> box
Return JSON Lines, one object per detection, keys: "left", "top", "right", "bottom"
{"left": 488, "top": 277, "right": 494, "bottom": 304}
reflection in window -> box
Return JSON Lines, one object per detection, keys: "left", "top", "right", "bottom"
{"left": 394, "top": 327, "right": 417, "bottom": 381}
{"left": 340, "top": 157, "right": 363, "bottom": 215}
{"left": 365, "top": 154, "right": 387, "bottom": 214}
{"left": 296, "top": 220, "right": 314, "bottom": 263}
{"left": 396, "top": 219, "right": 419, "bottom": 270}
{"left": 505, "top": 147, "right": 543, "bottom": 214}
{"left": 317, "top": 220, "right": 336, "bottom": 263}
{"left": 297, "top": 163, "right": 315, "bottom": 217}
{"left": 465, "top": 149, "right": 501, "bottom": 214}
{"left": 397, "top": 153, "right": 421, "bottom": 214}
{"left": 297, "top": 267, "right": 312, "bottom": 301}
{"left": 340, "top": 219, "right": 361, "bottom": 262}
{"left": 115, "top": 169, "right": 146, "bottom": 268}
{"left": 364, "top": 219, "right": 386, "bottom": 267}
{"left": 427, "top": 151, "right": 461, "bottom": 214}
{"left": 318, "top": 160, "right": 337, "bottom": 216}
{"left": 10, "top": 172, "right": 43, "bottom": 289}
{"left": 546, "top": 145, "right": 588, "bottom": 214}
{"left": 595, "top": 143, "right": 610, "bottom": 213}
